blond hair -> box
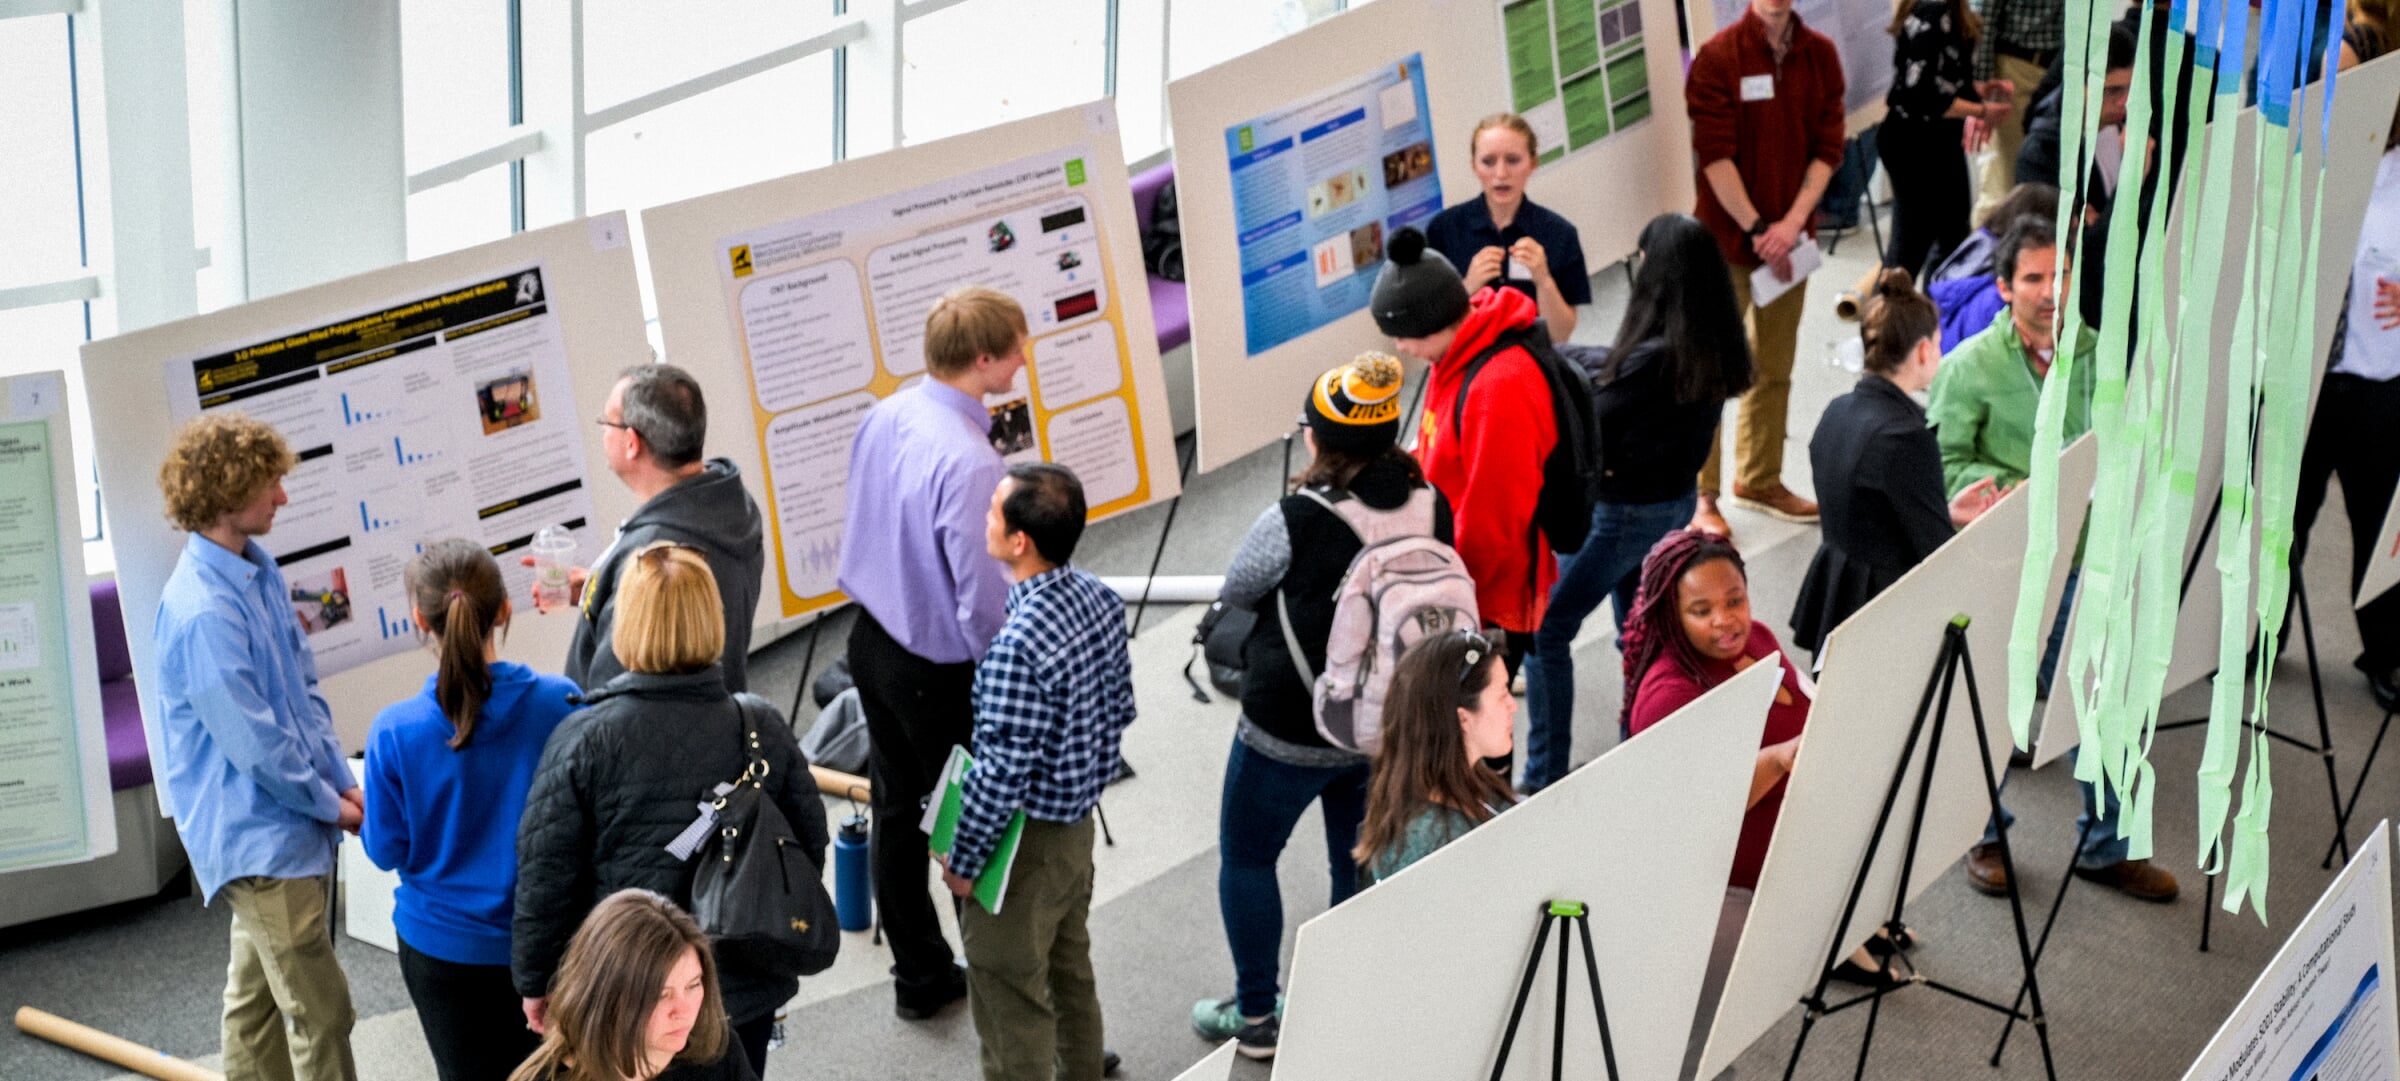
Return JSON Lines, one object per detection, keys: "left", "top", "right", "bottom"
{"left": 507, "top": 890, "right": 730, "bottom": 1081}
{"left": 157, "top": 413, "right": 296, "bottom": 533}
{"left": 611, "top": 543, "right": 724, "bottom": 674}
{"left": 923, "top": 286, "right": 1028, "bottom": 378}
{"left": 1469, "top": 113, "right": 1541, "bottom": 161}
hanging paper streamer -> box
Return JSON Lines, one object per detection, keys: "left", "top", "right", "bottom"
{"left": 2009, "top": 0, "right": 2340, "bottom": 922}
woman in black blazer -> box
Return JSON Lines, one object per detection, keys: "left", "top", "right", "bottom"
{"left": 1791, "top": 270, "right": 2002, "bottom": 659}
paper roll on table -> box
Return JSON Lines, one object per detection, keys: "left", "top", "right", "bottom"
{"left": 15, "top": 1007, "right": 223, "bottom": 1081}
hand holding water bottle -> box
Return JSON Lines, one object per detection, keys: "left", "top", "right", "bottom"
{"left": 521, "top": 525, "right": 586, "bottom": 613}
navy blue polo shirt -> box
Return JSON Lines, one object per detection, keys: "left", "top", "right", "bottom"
{"left": 1423, "top": 196, "right": 1593, "bottom": 307}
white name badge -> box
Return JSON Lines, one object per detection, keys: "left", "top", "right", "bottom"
{"left": 1741, "top": 74, "right": 1775, "bottom": 101}
{"left": 1507, "top": 258, "right": 1535, "bottom": 281}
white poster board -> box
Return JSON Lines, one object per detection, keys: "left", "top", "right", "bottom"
{"left": 2161, "top": 58, "right": 2400, "bottom": 700}
{"left": 642, "top": 101, "right": 1178, "bottom": 621}
{"left": 1169, "top": 1042, "right": 1238, "bottom": 1081}
{"left": 2359, "top": 486, "right": 2400, "bottom": 612}
{"left": 1272, "top": 658, "right": 1778, "bottom": 1081}
{"left": 83, "top": 215, "right": 650, "bottom": 770}
{"left": 0, "top": 372, "right": 115, "bottom": 872}
{"left": 1698, "top": 473, "right": 2041, "bottom": 1081}
{"left": 1172, "top": 0, "right": 1694, "bottom": 470}
{"left": 2180, "top": 820, "right": 2400, "bottom": 1081}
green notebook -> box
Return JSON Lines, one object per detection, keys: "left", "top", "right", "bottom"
{"left": 919, "top": 745, "right": 1025, "bottom": 914}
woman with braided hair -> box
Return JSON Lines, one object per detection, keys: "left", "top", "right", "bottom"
{"left": 1619, "top": 530, "right": 1904, "bottom": 1006}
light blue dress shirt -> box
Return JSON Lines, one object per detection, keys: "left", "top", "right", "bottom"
{"left": 154, "top": 532, "right": 350, "bottom": 903}
{"left": 836, "top": 380, "right": 1011, "bottom": 664}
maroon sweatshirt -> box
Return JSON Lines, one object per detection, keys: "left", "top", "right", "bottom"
{"left": 1686, "top": 7, "right": 1848, "bottom": 269}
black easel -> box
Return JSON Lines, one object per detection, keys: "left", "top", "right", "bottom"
{"left": 784, "top": 615, "right": 829, "bottom": 724}
{"left": 1781, "top": 616, "right": 2058, "bottom": 1081}
{"left": 2150, "top": 494, "right": 2348, "bottom": 950}
{"left": 1821, "top": 135, "right": 1887, "bottom": 261}
{"left": 1489, "top": 899, "right": 1621, "bottom": 1081}
{"left": 1128, "top": 435, "right": 1200, "bottom": 637}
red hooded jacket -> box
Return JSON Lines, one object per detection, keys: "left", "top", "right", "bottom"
{"left": 1414, "top": 285, "right": 1559, "bottom": 634}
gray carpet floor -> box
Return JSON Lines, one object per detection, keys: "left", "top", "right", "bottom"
{"left": 7, "top": 233, "right": 2398, "bottom": 1081}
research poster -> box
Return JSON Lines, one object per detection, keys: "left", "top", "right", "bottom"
{"left": 0, "top": 373, "right": 111, "bottom": 872}
{"left": 1500, "top": 0, "right": 1653, "bottom": 161}
{"left": 160, "top": 268, "right": 602, "bottom": 678}
{"left": 1226, "top": 53, "right": 1442, "bottom": 356}
{"left": 712, "top": 145, "right": 1161, "bottom": 618}
{"left": 2182, "top": 821, "right": 2400, "bottom": 1081}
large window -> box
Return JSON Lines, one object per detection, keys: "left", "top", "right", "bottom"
{"left": 0, "top": 13, "right": 102, "bottom": 542}
{"left": 584, "top": 0, "right": 838, "bottom": 109}
{"left": 402, "top": 0, "right": 519, "bottom": 259}
{"left": 900, "top": 0, "right": 1112, "bottom": 146}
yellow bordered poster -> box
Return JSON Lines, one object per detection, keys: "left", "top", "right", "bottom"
{"left": 712, "top": 144, "right": 1159, "bottom": 619}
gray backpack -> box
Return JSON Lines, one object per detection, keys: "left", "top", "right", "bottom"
{"left": 1278, "top": 488, "right": 1479, "bottom": 755}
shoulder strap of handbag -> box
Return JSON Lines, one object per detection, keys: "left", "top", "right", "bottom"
{"left": 726, "top": 693, "right": 771, "bottom": 789}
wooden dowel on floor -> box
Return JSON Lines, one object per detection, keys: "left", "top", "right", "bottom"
{"left": 15, "top": 1006, "right": 224, "bottom": 1081}
{"left": 812, "top": 764, "right": 870, "bottom": 802}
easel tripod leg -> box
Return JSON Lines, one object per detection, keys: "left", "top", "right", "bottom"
{"left": 1574, "top": 915, "right": 1622, "bottom": 1081}
{"left": 2296, "top": 581, "right": 2350, "bottom": 864}
{"left": 1128, "top": 438, "right": 1198, "bottom": 638}
{"left": 1991, "top": 817, "right": 2094, "bottom": 1065}
{"left": 1490, "top": 911, "right": 1556, "bottom": 1081}
{"left": 2325, "top": 709, "right": 2398, "bottom": 868}
{"left": 1957, "top": 637, "right": 2061, "bottom": 1081}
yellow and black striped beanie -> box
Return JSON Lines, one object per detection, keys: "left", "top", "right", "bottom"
{"left": 1303, "top": 353, "right": 1405, "bottom": 454}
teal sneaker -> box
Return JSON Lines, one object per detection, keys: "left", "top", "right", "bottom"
{"left": 1191, "top": 995, "right": 1283, "bottom": 1041}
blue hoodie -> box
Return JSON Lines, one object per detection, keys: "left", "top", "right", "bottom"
{"left": 363, "top": 661, "right": 580, "bottom": 966}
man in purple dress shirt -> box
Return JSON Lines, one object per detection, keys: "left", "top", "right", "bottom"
{"left": 839, "top": 284, "right": 1028, "bottom": 1019}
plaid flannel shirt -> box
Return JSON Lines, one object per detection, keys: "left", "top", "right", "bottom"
{"left": 950, "top": 565, "right": 1137, "bottom": 880}
{"left": 1974, "top": 0, "right": 2065, "bottom": 81}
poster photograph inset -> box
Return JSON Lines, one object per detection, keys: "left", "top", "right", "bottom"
{"left": 1226, "top": 53, "right": 1441, "bottom": 356}
{"left": 159, "top": 267, "right": 602, "bottom": 679}
{"left": 711, "top": 142, "right": 1160, "bottom": 618}
{"left": 0, "top": 373, "right": 113, "bottom": 872}
{"left": 1501, "top": 0, "right": 1653, "bottom": 161}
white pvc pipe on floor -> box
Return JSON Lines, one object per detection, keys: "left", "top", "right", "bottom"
{"left": 1100, "top": 575, "right": 1222, "bottom": 603}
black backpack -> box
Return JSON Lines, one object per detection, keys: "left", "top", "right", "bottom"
{"left": 1448, "top": 321, "right": 1605, "bottom": 555}
{"left": 681, "top": 694, "right": 841, "bottom": 980}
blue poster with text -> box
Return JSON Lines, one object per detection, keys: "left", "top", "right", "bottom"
{"left": 1225, "top": 53, "right": 1441, "bottom": 356}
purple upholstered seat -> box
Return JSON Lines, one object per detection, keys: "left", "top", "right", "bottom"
{"left": 1130, "top": 162, "right": 1191, "bottom": 353}
{"left": 90, "top": 579, "right": 153, "bottom": 791}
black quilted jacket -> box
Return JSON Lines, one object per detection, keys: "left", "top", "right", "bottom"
{"left": 510, "top": 666, "right": 830, "bottom": 1024}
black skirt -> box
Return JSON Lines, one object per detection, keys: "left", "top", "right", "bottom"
{"left": 1789, "top": 542, "right": 1907, "bottom": 657}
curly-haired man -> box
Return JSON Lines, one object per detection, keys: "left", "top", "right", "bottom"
{"left": 154, "top": 412, "right": 360, "bottom": 1081}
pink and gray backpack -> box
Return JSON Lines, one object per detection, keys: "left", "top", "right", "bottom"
{"left": 1277, "top": 487, "right": 1480, "bottom": 755}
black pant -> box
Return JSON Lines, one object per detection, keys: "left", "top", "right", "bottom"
{"left": 397, "top": 937, "right": 541, "bottom": 1081}
{"left": 2291, "top": 370, "right": 2400, "bottom": 673}
{"left": 1877, "top": 116, "right": 1974, "bottom": 279}
{"left": 730, "top": 1013, "right": 772, "bottom": 1078}
{"left": 850, "top": 608, "right": 977, "bottom": 999}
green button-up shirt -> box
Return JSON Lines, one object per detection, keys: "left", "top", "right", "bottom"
{"left": 1925, "top": 306, "right": 2096, "bottom": 497}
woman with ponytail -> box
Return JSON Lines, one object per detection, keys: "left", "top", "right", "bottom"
{"left": 365, "top": 538, "right": 581, "bottom": 1081}
{"left": 1789, "top": 269, "right": 2002, "bottom": 659}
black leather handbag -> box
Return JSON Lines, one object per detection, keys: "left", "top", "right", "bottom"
{"left": 686, "top": 694, "right": 841, "bottom": 979}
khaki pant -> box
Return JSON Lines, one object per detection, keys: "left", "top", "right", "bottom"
{"left": 1699, "top": 270, "right": 1807, "bottom": 495}
{"left": 221, "top": 875, "right": 357, "bottom": 1081}
{"left": 960, "top": 815, "right": 1104, "bottom": 1081}
{"left": 1972, "top": 53, "right": 2048, "bottom": 222}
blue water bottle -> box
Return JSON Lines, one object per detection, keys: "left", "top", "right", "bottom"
{"left": 834, "top": 813, "right": 872, "bottom": 932}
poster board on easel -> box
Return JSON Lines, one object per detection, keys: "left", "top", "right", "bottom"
{"left": 1697, "top": 468, "right": 2042, "bottom": 1080}
{"left": 1270, "top": 658, "right": 1777, "bottom": 1080}
{"left": 1170, "top": 0, "right": 1693, "bottom": 472}
{"left": 2178, "top": 820, "right": 2399, "bottom": 1081}
{"left": 82, "top": 214, "right": 650, "bottom": 777}
{"left": 0, "top": 371, "right": 115, "bottom": 871}
{"left": 640, "top": 101, "right": 1179, "bottom": 622}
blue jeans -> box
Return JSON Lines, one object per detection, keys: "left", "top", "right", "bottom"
{"left": 1819, "top": 127, "right": 1880, "bottom": 228}
{"left": 1982, "top": 571, "right": 2127, "bottom": 868}
{"left": 1216, "top": 736, "right": 1370, "bottom": 1018}
{"left": 1523, "top": 493, "right": 1698, "bottom": 792}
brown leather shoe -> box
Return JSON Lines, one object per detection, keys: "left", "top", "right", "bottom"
{"left": 1729, "top": 482, "right": 1821, "bottom": 523}
{"left": 2073, "top": 858, "right": 2180, "bottom": 902}
{"left": 1691, "top": 492, "right": 1733, "bottom": 539}
{"left": 1964, "top": 842, "right": 2009, "bottom": 896}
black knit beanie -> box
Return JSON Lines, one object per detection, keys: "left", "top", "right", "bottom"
{"left": 1303, "top": 353, "right": 1406, "bottom": 454}
{"left": 1370, "top": 227, "right": 1470, "bottom": 338}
